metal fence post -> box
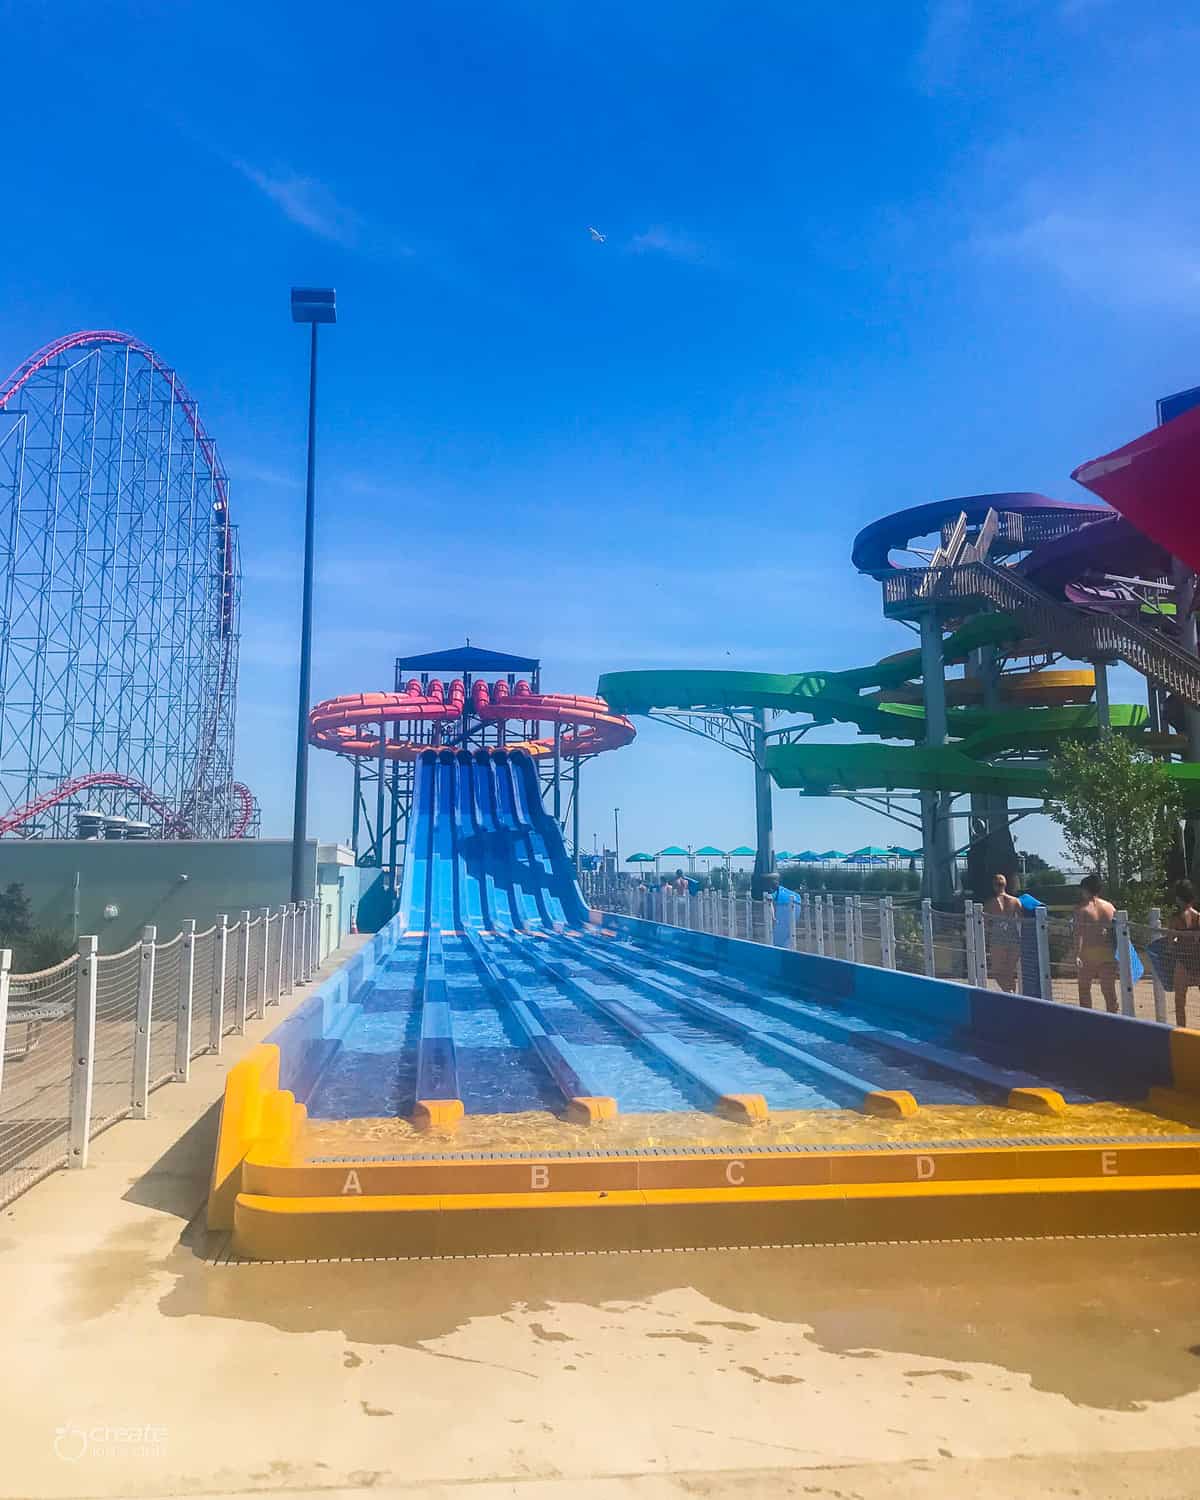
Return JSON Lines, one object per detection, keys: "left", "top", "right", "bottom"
{"left": 237, "top": 912, "right": 251, "bottom": 1031}
{"left": 276, "top": 906, "right": 288, "bottom": 1002}
{"left": 210, "top": 913, "right": 228, "bottom": 1053}
{"left": 683, "top": 889, "right": 692, "bottom": 931}
{"left": 301, "top": 901, "right": 312, "bottom": 982}
{"left": 854, "top": 896, "right": 865, "bottom": 961}
{"left": 260, "top": 907, "right": 272, "bottom": 1010}
{"left": 921, "top": 897, "right": 935, "bottom": 977}
{"left": 965, "top": 905, "right": 980, "bottom": 986}
{"left": 972, "top": 903, "right": 988, "bottom": 987}
{"left": 825, "top": 894, "right": 836, "bottom": 955}
{"left": 0, "top": 948, "right": 10, "bottom": 1101}
{"left": 1115, "top": 910, "right": 1137, "bottom": 1017}
{"left": 787, "top": 894, "right": 797, "bottom": 949}
{"left": 68, "top": 936, "right": 98, "bottom": 1166}
{"left": 844, "top": 897, "right": 857, "bottom": 963}
{"left": 131, "top": 925, "right": 156, "bottom": 1119}
{"left": 814, "top": 893, "right": 826, "bottom": 956}
{"left": 174, "top": 919, "right": 195, "bottom": 1081}
{"left": 1148, "top": 907, "right": 1168, "bottom": 1024}
{"left": 882, "top": 896, "right": 896, "bottom": 969}
{"left": 1034, "top": 904, "right": 1052, "bottom": 1001}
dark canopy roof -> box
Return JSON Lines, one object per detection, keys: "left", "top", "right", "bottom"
{"left": 396, "top": 645, "right": 540, "bottom": 674}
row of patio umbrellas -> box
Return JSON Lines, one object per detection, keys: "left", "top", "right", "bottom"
{"left": 624, "top": 843, "right": 922, "bottom": 867}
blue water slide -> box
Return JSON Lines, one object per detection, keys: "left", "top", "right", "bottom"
{"left": 451, "top": 751, "right": 486, "bottom": 929}
{"left": 398, "top": 751, "right": 436, "bottom": 929}
{"left": 429, "top": 752, "right": 459, "bottom": 930}
{"left": 472, "top": 751, "right": 517, "bottom": 929}
{"left": 489, "top": 754, "right": 543, "bottom": 928}
{"left": 510, "top": 750, "right": 589, "bottom": 927}
{"left": 505, "top": 752, "right": 566, "bottom": 928}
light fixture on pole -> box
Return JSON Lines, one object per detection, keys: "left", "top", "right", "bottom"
{"left": 289, "top": 286, "right": 336, "bottom": 905}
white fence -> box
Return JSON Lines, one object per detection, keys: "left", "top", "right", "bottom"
{"left": 582, "top": 880, "right": 1197, "bottom": 1033}
{"left": 0, "top": 898, "right": 327, "bottom": 1209}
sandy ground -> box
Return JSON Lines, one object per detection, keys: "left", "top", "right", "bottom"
{"left": 4, "top": 936, "right": 1200, "bottom": 1500}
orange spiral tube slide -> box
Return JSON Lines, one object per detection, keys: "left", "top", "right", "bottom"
{"left": 308, "top": 679, "right": 635, "bottom": 761}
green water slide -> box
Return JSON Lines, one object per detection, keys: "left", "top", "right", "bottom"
{"left": 598, "top": 612, "right": 1200, "bottom": 810}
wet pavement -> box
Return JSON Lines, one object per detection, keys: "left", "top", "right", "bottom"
{"left": 4, "top": 938, "right": 1200, "bottom": 1499}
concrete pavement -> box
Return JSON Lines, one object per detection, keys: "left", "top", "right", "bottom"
{"left": 4, "top": 935, "right": 1200, "bottom": 1499}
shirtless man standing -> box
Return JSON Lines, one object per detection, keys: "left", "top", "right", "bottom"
{"left": 1074, "top": 873, "right": 1118, "bottom": 1013}
{"left": 983, "top": 873, "right": 1022, "bottom": 992}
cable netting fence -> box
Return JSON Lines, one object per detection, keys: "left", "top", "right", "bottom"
{"left": 1, "top": 956, "right": 77, "bottom": 1208}
{"left": 189, "top": 928, "right": 217, "bottom": 1061}
{"left": 91, "top": 943, "right": 141, "bottom": 1132}
{"left": 0, "top": 901, "right": 321, "bottom": 1212}
{"left": 148, "top": 936, "right": 182, "bottom": 1089}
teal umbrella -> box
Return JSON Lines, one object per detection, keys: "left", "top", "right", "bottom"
{"left": 658, "top": 845, "right": 688, "bottom": 857}
{"left": 694, "top": 845, "right": 726, "bottom": 857}
{"left": 627, "top": 852, "right": 655, "bottom": 863}
{"left": 728, "top": 845, "right": 756, "bottom": 857}
{"left": 848, "top": 845, "right": 892, "bottom": 859}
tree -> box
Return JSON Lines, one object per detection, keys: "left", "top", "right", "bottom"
{"left": 0, "top": 881, "right": 34, "bottom": 942}
{"left": 0, "top": 881, "right": 71, "bottom": 971}
{"left": 1046, "top": 737, "right": 1182, "bottom": 918}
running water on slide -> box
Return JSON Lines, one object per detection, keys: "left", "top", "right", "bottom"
{"left": 400, "top": 748, "right": 589, "bottom": 934}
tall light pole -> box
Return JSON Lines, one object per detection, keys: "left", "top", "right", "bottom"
{"left": 289, "top": 287, "right": 336, "bottom": 903}
{"left": 613, "top": 807, "right": 621, "bottom": 870}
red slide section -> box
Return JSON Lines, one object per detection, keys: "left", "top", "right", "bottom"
{"left": 309, "top": 679, "right": 635, "bottom": 760}
{"left": 0, "top": 773, "right": 256, "bottom": 839}
{"left": 1073, "top": 403, "right": 1200, "bottom": 574}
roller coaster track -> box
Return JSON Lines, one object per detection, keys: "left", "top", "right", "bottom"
{"left": 0, "top": 773, "right": 256, "bottom": 839}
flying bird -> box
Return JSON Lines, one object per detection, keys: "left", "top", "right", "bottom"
{"left": 588, "top": 227, "right": 606, "bottom": 243}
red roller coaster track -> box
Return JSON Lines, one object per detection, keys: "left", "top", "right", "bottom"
{"left": 0, "top": 774, "right": 256, "bottom": 840}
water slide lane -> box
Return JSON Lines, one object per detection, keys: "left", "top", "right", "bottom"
{"left": 458, "top": 927, "right": 613, "bottom": 1118}
{"left": 504, "top": 753, "right": 564, "bottom": 928}
{"left": 489, "top": 754, "right": 544, "bottom": 927}
{"left": 399, "top": 752, "right": 436, "bottom": 931}
{"left": 510, "top": 751, "right": 590, "bottom": 927}
{"left": 550, "top": 933, "right": 915, "bottom": 1116}
{"left": 502, "top": 932, "right": 772, "bottom": 1118}
{"left": 451, "top": 751, "right": 485, "bottom": 929}
{"left": 588, "top": 935, "right": 1079, "bottom": 1110}
{"left": 471, "top": 752, "right": 517, "bottom": 929}
{"left": 430, "top": 753, "right": 459, "bottom": 931}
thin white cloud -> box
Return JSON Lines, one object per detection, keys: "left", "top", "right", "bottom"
{"left": 629, "top": 226, "right": 708, "bottom": 263}
{"left": 974, "top": 208, "right": 1200, "bottom": 308}
{"left": 913, "top": 0, "right": 973, "bottom": 94}
{"left": 233, "top": 160, "right": 362, "bottom": 247}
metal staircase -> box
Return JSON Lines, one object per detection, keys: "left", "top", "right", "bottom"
{"left": 884, "top": 559, "right": 1200, "bottom": 708}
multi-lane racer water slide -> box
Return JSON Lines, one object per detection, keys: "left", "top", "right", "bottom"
{"left": 599, "top": 493, "right": 1200, "bottom": 888}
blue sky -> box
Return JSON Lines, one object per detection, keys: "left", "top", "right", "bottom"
{"left": 2, "top": 1, "right": 1199, "bottom": 860}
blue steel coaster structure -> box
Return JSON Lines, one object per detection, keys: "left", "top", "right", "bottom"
{"left": 0, "top": 331, "right": 254, "bottom": 838}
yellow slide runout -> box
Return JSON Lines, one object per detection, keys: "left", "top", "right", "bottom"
{"left": 1171, "top": 1028, "right": 1200, "bottom": 1094}
{"left": 566, "top": 1095, "right": 618, "bottom": 1125}
{"left": 208, "top": 1044, "right": 293, "bottom": 1231}
{"left": 1008, "top": 1086, "right": 1066, "bottom": 1116}
{"left": 412, "top": 1098, "right": 466, "bottom": 1131}
{"left": 716, "top": 1093, "right": 769, "bottom": 1123}
{"left": 864, "top": 1089, "right": 918, "bottom": 1118}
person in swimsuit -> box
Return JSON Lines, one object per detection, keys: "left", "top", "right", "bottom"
{"left": 983, "top": 872, "right": 1023, "bottom": 992}
{"left": 1074, "top": 873, "right": 1118, "bottom": 1013}
{"left": 1169, "top": 878, "right": 1200, "bottom": 1027}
